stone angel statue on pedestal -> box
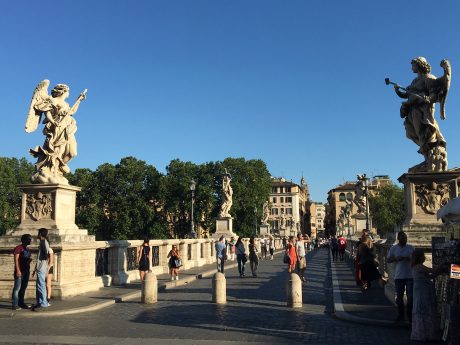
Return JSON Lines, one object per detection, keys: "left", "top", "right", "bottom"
{"left": 386, "top": 58, "right": 451, "bottom": 172}
{"left": 262, "top": 201, "right": 270, "bottom": 225}
{"left": 25, "top": 80, "right": 87, "bottom": 184}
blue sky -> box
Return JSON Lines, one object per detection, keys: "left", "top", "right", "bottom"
{"left": 1, "top": 1, "right": 459, "bottom": 202}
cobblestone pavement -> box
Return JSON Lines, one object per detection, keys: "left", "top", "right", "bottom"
{"left": 0, "top": 249, "right": 422, "bottom": 345}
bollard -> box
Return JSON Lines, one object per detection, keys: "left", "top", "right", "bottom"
{"left": 287, "top": 273, "right": 302, "bottom": 308}
{"left": 141, "top": 272, "right": 158, "bottom": 304}
{"left": 212, "top": 272, "right": 226, "bottom": 304}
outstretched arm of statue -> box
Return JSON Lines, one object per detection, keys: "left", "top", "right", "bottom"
{"left": 394, "top": 85, "right": 408, "bottom": 99}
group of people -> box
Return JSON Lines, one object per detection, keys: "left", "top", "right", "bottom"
{"left": 12, "top": 228, "right": 54, "bottom": 311}
{"left": 352, "top": 229, "right": 443, "bottom": 342}
{"left": 329, "top": 234, "right": 347, "bottom": 262}
{"left": 215, "top": 235, "right": 276, "bottom": 278}
{"left": 284, "top": 234, "right": 311, "bottom": 281}
{"left": 137, "top": 238, "right": 182, "bottom": 281}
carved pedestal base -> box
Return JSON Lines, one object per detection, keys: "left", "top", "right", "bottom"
{"left": 259, "top": 225, "right": 270, "bottom": 236}
{"left": 0, "top": 183, "right": 102, "bottom": 300}
{"left": 398, "top": 170, "right": 460, "bottom": 226}
{"left": 12, "top": 184, "right": 89, "bottom": 240}
{"left": 213, "top": 217, "right": 237, "bottom": 239}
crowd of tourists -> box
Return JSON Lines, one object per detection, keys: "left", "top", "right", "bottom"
{"left": 346, "top": 229, "right": 446, "bottom": 342}
{"left": 12, "top": 228, "right": 54, "bottom": 311}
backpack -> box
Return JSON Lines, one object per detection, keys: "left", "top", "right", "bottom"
{"left": 339, "top": 238, "right": 346, "bottom": 246}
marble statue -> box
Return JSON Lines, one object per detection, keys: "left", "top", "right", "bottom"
{"left": 262, "top": 201, "right": 270, "bottom": 225}
{"left": 387, "top": 58, "right": 451, "bottom": 172}
{"left": 280, "top": 212, "right": 286, "bottom": 228}
{"left": 25, "top": 80, "right": 87, "bottom": 184}
{"left": 353, "top": 174, "right": 367, "bottom": 215}
{"left": 219, "top": 169, "right": 233, "bottom": 218}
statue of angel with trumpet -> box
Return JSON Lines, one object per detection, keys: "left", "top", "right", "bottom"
{"left": 25, "top": 80, "right": 87, "bottom": 184}
{"left": 385, "top": 57, "right": 451, "bottom": 172}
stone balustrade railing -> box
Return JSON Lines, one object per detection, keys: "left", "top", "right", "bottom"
{"left": 93, "top": 238, "right": 283, "bottom": 286}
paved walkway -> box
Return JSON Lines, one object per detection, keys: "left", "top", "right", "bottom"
{"left": 0, "top": 248, "right": 426, "bottom": 344}
{"left": 330, "top": 250, "right": 403, "bottom": 326}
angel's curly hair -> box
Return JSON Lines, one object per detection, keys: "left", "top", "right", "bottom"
{"left": 51, "top": 84, "right": 70, "bottom": 97}
{"left": 411, "top": 57, "right": 431, "bottom": 74}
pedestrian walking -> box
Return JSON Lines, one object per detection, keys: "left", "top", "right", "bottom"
{"left": 12, "top": 234, "right": 32, "bottom": 310}
{"left": 248, "top": 237, "right": 259, "bottom": 277}
{"left": 260, "top": 237, "right": 267, "bottom": 260}
{"left": 338, "top": 235, "right": 347, "bottom": 261}
{"left": 410, "top": 249, "right": 440, "bottom": 342}
{"left": 286, "top": 236, "right": 297, "bottom": 273}
{"left": 32, "top": 228, "right": 53, "bottom": 311}
{"left": 387, "top": 231, "right": 414, "bottom": 322}
{"left": 235, "top": 237, "right": 246, "bottom": 277}
{"left": 137, "top": 238, "right": 152, "bottom": 281}
{"left": 282, "top": 237, "right": 287, "bottom": 250}
{"left": 296, "top": 234, "right": 306, "bottom": 281}
{"left": 358, "top": 235, "right": 381, "bottom": 290}
{"left": 330, "top": 235, "right": 339, "bottom": 262}
{"left": 167, "top": 245, "right": 181, "bottom": 281}
{"left": 268, "top": 236, "right": 275, "bottom": 260}
{"left": 215, "top": 236, "right": 227, "bottom": 273}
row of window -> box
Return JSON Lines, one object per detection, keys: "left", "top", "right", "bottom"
{"left": 271, "top": 208, "right": 293, "bottom": 215}
{"left": 339, "top": 192, "right": 353, "bottom": 201}
{"left": 272, "top": 219, "right": 296, "bottom": 228}
{"left": 271, "top": 187, "right": 292, "bottom": 194}
{"left": 272, "top": 196, "right": 293, "bottom": 203}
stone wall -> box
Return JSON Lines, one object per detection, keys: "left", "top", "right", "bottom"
{"left": 0, "top": 236, "right": 283, "bottom": 299}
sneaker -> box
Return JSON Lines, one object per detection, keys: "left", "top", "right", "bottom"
{"left": 18, "top": 304, "right": 31, "bottom": 310}
{"left": 171, "top": 277, "right": 174, "bottom": 281}
{"left": 12, "top": 306, "right": 21, "bottom": 311}
{"left": 175, "top": 276, "right": 179, "bottom": 280}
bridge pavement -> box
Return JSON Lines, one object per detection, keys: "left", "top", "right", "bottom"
{"left": 0, "top": 248, "right": 424, "bottom": 345}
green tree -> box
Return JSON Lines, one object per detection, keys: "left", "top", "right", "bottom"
{"left": 369, "top": 184, "right": 405, "bottom": 236}
{"left": 0, "top": 157, "right": 34, "bottom": 235}
{"left": 69, "top": 157, "right": 164, "bottom": 240}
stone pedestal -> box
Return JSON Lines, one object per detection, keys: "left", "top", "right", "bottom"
{"left": 0, "top": 184, "right": 104, "bottom": 299}
{"left": 352, "top": 214, "right": 367, "bottom": 235}
{"left": 259, "top": 225, "right": 269, "bottom": 236}
{"left": 213, "top": 217, "right": 237, "bottom": 239}
{"left": 398, "top": 171, "right": 460, "bottom": 227}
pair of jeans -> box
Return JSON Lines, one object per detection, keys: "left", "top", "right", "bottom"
{"left": 12, "top": 273, "right": 29, "bottom": 307}
{"left": 35, "top": 270, "right": 49, "bottom": 308}
{"left": 395, "top": 278, "right": 413, "bottom": 320}
{"left": 236, "top": 254, "right": 245, "bottom": 276}
{"left": 216, "top": 256, "right": 225, "bottom": 273}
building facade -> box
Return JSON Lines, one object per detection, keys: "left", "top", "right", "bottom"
{"left": 309, "top": 202, "right": 325, "bottom": 239}
{"left": 268, "top": 177, "right": 310, "bottom": 237}
{"left": 324, "top": 176, "right": 392, "bottom": 237}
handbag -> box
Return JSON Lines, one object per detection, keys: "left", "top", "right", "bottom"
{"left": 242, "top": 254, "right": 248, "bottom": 264}
{"left": 174, "top": 259, "right": 182, "bottom": 267}
{"left": 283, "top": 253, "right": 290, "bottom": 264}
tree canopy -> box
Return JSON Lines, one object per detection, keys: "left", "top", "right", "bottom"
{"left": 369, "top": 184, "right": 405, "bottom": 236}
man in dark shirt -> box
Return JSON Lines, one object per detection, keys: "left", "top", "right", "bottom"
{"left": 12, "top": 234, "right": 32, "bottom": 310}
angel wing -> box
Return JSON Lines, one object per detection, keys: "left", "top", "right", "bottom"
{"left": 25, "top": 79, "right": 51, "bottom": 133}
{"left": 430, "top": 60, "right": 451, "bottom": 120}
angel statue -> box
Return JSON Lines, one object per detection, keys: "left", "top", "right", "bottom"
{"left": 219, "top": 169, "right": 233, "bottom": 218}
{"left": 353, "top": 174, "right": 367, "bottom": 215}
{"left": 386, "top": 57, "right": 451, "bottom": 172}
{"left": 262, "top": 200, "right": 270, "bottom": 225}
{"left": 25, "top": 80, "right": 87, "bottom": 184}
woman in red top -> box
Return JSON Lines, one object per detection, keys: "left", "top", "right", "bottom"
{"left": 287, "top": 236, "right": 297, "bottom": 272}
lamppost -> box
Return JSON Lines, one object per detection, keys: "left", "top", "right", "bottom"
{"left": 254, "top": 205, "right": 258, "bottom": 236}
{"left": 362, "top": 174, "right": 371, "bottom": 231}
{"left": 190, "top": 179, "right": 196, "bottom": 239}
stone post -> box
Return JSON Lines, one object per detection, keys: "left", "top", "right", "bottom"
{"left": 141, "top": 272, "right": 157, "bottom": 304}
{"left": 287, "top": 273, "right": 302, "bottom": 308}
{"left": 212, "top": 272, "right": 226, "bottom": 304}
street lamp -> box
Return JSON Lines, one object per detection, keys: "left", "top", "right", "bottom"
{"left": 190, "top": 179, "right": 196, "bottom": 239}
{"left": 254, "top": 206, "right": 258, "bottom": 236}
{"left": 362, "top": 175, "right": 371, "bottom": 231}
